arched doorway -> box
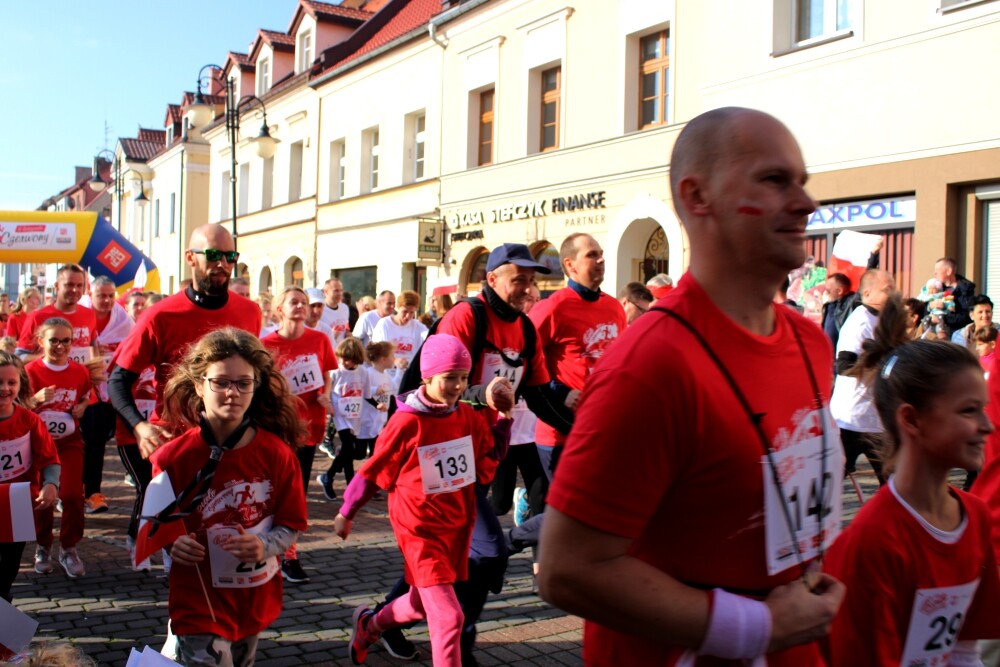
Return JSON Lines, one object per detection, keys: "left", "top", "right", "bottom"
{"left": 463, "top": 247, "right": 489, "bottom": 295}
{"left": 236, "top": 263, "right": 250, "bottom": 283}
{"left": 285, "top": 256, "right": 304, "bottom": 289}
{"left": 530, "top": 241, "right": 565, "bottom": 295}
{"left": 607, "top": 195, "right": 685, "bottom": 294}
{"left": 643, "top": 226, "right": 669, "bottom": 283}
{"left": 258, "top": 266, "right": 273, "bottom": 296}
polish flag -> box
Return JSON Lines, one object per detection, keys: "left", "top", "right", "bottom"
{"left": 0, "top": 483, "right": 35, "bottom": 543}
{"left": 0, "top": 596, "right": 38, "bottom": 660}
{"left": 828, "top": 229, "right": 882, "bottom": 292}
{"left": 135, "top": 471, "right": 187, "bottom": 565}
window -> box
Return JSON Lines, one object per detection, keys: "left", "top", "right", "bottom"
{"left": 479, "top": 89, "right": 495, "bottom": 166}
{"left": 363, "top": 128, "right": 380, "bottom": 193}
{"left": 166, "top": 126, "right": 174, "bottom": 146}
{"left": 639, "top": 31, "right": 670, "bottom": 129}
{"left": 262, "top": 156, "right": 274, "bottom": 209}
{"left": 540, "top": 66, "right": 561, "bottom": 152}
{"left": 298, "top": 31, "right": 313, "bottom": 73}
{"left": 153, "top": 199, "right": 160, "bottom": 238}
{"left": 256, "top": 58, "right": 271, "bottom": 97}
{"left": 289, "top": 141, "right": 304, "bottom": 201}
{"left": 796, "top": 0, "right": 850, "bottom": 42}
{"left": 220, "top": 169, "right": 231, "bottom": 220}
{"left": 329, "top": 140, "right": 346, "bottom": 200}
{"left": 169, "top": 193, "right": 176, "bottom": 233}
{"left": 414, "top": 114, "right": 426, "bottom": 180}
{"left": 238, "top": 162, "right": 250, "bottom": 215}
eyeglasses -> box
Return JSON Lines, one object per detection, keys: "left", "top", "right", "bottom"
{"left": 626, "top": 300, "right": 648, "bottom": 313}
{"left": 202, "top": 377, "right": 257, "bottom": 394}
{"left": 47, "top": 337, "right": 72, "bottom": 346}
{"left": 190, "top": 248, "right": 240, "bottom": 264}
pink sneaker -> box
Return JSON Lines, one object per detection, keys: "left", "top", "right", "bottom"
{"left": 348, "top": 605, "right": 380, "bottom": 665}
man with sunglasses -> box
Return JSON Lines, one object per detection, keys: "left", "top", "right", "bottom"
{"left": 109, "top": 224, "right": 262, "bottom": 459}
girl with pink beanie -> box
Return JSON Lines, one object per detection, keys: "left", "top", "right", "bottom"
{"left": 333, "top": 333, "right": 512, "bottom": 666}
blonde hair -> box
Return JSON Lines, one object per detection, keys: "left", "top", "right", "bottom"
{"left": 11, "top": 287, "right": 41, "bottom": 315}
{"left": 13, "top": 641, "right": 96, "bottom": 666}
{"left": 272, "top": 286, "right": 306, "bottom": 317}
{"left": 357, "top": 295, "right": 377, "bottom": 312}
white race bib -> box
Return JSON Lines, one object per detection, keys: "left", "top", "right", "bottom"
{"left": 763, "top": 409, "right": 842, "bottom": 575}
{"left": 478, "top": 352, "right": 525, "bottom": 393}
{"left": 69, "top": 346, "right": 93, "bottom": 364}
{"left": 39, "top": 411, "right": 76, "bottom": 440}
{"left": 136, "top": 399, "right": 156, "bottom": 422}
{"left": 900, "top": 579, "right": 979, "bottom": 665}
{"left": 0, "top": 434, "right": 32, "bottom": 482}
{"left": 281, "top": 355, "right": 324, "bottom": 395}
{"left": 206, "top": 518, "right": 279, "bottom": 589}
{"left": 339, "top": 396, "right": 362, "bottom": 420}
{"left": 418, "top": 436, "right": 476, "bottom": 495}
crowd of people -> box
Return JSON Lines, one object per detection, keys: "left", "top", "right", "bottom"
{"left": 1, "top": 106, "right": 1000, "bottom": 667}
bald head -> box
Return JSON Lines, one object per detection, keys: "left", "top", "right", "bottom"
{"left": 860, "top": 269, "right": 895, "bottom": 311}
{"left": 189, "top": 223, "right": 235, "bottom": 252}
{"left": 670, "top": 108, "right": 754, "bottom": 204}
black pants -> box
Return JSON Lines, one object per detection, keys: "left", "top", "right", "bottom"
{"left": 0, "top": 542, "right": 25, "bottom": 602}
{"left": 356, "top": 438, "right": 376, "bottom": 459}
{"left": 489, "top": 444, "right": 546, "bottom": 517}
{"left": 327, "top": 430, "right": 356, "bottom": 484}
{"left": 118, "top": 443, "right": 153, "bottom": 539}
{"left": 295, "top": 445, "right": 317, "bottom": 494}
{"left": 81, "top": 402, "right": 116, "bottom": 497}
{"left": 841, "top": 427, "right": 885, "bottom": 486}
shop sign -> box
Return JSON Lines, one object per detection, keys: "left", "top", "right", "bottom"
{"left": 449, "top": 190, "right": 607, "bottom": 229}
{"left": 807, "top": 195, "right": 916, "bottom": 230}
{"left": 418, "top": 220, "right": 443, "bottom": 260}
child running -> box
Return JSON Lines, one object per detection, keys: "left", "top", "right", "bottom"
{"left": 825, "top": 296, "right": 1000, "bottom": 666}
{"left": 151, "top": 327, "right": 308, "bottom": 667}
{"left": 356, "top": 341, "right": 397, "bottom": 460}
{"left": 319, "top": 338, "right": 369, "bottom": 500}
{"left": 334, "top": 333, "right": 511, "bottom": 666}
{"left": 0, "top": 352, "right": 60, "bottom": 600}
{"left": 261, "top": 286, "right": 337, "bottom": 584}
{"left": 25, "top": 317, "right": 92, "bottom": 578}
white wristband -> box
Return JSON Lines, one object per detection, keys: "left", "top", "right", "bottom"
{"left": 698, "top": 588, "right": 772, "bottom": 659}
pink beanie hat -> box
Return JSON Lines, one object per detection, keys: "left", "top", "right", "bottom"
{"left": 420, "top": 333, "right": 472, "bottom": 378}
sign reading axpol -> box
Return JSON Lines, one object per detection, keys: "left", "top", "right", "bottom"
{"left": 449, "top": 191, "right": 606, "bottom": 229}
{"left": 807, "top": 195, "right": 916, "bottom": 230}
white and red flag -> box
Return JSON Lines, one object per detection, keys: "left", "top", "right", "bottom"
{"left": 828, "top": 229, "right": 882, "bottom": 292}
{"left": 0, "top": 596, "right": 38, "bottom": 660}
{"left": 0, "top": 482, "right": 35, "bottom": 543}
{"left": 135, "top": 470, "right": 187, "bottom": 565}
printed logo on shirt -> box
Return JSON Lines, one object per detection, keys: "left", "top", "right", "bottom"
{"left": 581, "top": 322, "right": 620, "bottom": 362}
{"left": 199, "top": 478, "right": 273, "bottom": 526}
{"left": 72, "top": 327, "right": 91, "bottom": 347}
{"left": 41, "top": 388, "right": 78, "bottom": 412}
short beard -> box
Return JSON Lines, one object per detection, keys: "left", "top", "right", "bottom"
{"left": 195, "top": 273, "right": 229, "bottom": 297}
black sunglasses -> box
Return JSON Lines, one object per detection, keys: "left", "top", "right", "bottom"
{"left": 190, "top": 248, "right": 240, "bottom": 263}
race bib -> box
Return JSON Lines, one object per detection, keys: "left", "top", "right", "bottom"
{"left": 418, "top": 436, "right": 476, "bottom": 495}
{"left": 0, "top": 434, "right": 32, "bottom": 482}
{"left": 763, "top": 410, "right": 842, "bottom": 575}
{"left": 478, "top": 352, "right": 525, "bottom": 392}
{"left": 136, "top": 399, "right": 156, "bottom": 422}
{"left": 900, "top": 579, "right": 979, "bottom": 665}
{"left": 39, "top": 411, "right": 76, "bottom": 440}
{"left": 206, "top": 518, "right": 279, "bottom": 589}
{"left": 339, "top": 396, "right": 362, "bottom": 420}
{"left": 281, "top": 355, "right": 324, "bottom": 395}
{"left": 69, "top": 346, "right": 93, "bottom": 364}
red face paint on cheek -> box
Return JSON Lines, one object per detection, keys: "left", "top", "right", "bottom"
{"left": 737, "top": 205, "right": 764, "bottom": 216}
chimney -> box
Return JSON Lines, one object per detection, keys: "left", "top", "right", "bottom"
{"left": 75, "top": 166, "right": 91, "bottom": 183}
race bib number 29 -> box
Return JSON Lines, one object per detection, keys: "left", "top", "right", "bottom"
{"left": 900, "top": 579, "right": 978, "bottom": 666}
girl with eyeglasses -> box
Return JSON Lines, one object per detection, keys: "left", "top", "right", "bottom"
{"left": 151, "top": 327, "right": 308, "bottom": 667}
{"left": 25, "top": 317, "right": 93, "bottom": 579}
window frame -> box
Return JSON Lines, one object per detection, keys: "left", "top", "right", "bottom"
{"left": 478, "top": 88, "right": 495, "bottom": 166}
{"left": 794, "top": 0, "right": 851, "bottom": 45}
{"left": 414, "top": 113, "right": 426, "bottom": 181}
{"left": 169, "top": 192, "right": 176, "bottom": 234}
{"left": 298, "top": 30, "right": 313, "bottom": 73}
{"left": 539, "top": 66, "right": 561, "bottom": 153}
{"left": 368, "top": 128, "right": 380, "bottom": 192}
{"left": 256, "top": 57, "right": 271, "bottom": 97}
{"left": 638, "top": 30, "right": 670, "bottom": 130}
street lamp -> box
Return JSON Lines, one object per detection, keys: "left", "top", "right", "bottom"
{"left": 88, "top": 149, "right": 123, "bottom": 223}
{"left": 184, "top": 63, "right": 279, "bottom": 253}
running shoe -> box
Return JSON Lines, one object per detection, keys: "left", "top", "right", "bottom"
{"left": 127, "top": 537, "right": 151, "bottom": 572}
{"left": 84, "top": 493, "right": 109, "bottom": 514}
{"left": 513, "top": 487, "right": 530, "bottom": 527}
{"left": 124, "top": 473, "right": 136, "bottom": 488}
{"left": 349, "top": 605, "right": 380, "bottom": 665}
{"left": 58, "top": 547, "right": 86, "bottom": 578}
{"left": 319, "top": 440, "right": 336, "bottom": 459}
{"left": 281, "top": 558, "right": 310, "bottom": 583}
{"left": 34, "top": 545, "right": 53, "bottom": 574}
{"left": 380, "top": 629, "right": 418, "bottom": 660}
{"left": 318, "top": 472, "right": 337, "bottom": 501}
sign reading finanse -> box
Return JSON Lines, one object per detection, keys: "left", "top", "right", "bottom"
{"left": 448, "top": 190, "right": 608, "bottom": 230}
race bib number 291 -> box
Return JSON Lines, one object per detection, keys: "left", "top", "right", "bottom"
{"left": 900, "top": 579, "right": 978, "bottom": 666}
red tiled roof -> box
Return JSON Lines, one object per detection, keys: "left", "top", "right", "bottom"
{"left": 137, "top": 128, "right": 166, "bottom": 143}
{"left": 335, "top": 0, "right": 441, "bottom": 68}
{"left": 305, "top": 0, "right": 372, "bottom": 22}
{"left": 261, "top": 29, "right": 295, "bottom": 51}
{"left": 121, "top": 131, "right": 165, "bottom": 161}
{"left": 166, "top": 104, "right": 182, "bottom": 125}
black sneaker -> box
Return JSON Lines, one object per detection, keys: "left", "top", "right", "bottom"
{"left": 380, "top": 628, "right": 418, "bottom": 660}
{"left": 281, "top": 558, "right": 309, "bottom": 583}
{"left": 318, "top": 472, "right": 337, "bottom": 501}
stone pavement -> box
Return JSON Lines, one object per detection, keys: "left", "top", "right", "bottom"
{"left": 11, "top": 448, "right": 903, "bottom": 666}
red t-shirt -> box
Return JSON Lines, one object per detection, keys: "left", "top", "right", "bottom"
{"left": 112, "top": 292, "right": 262, "bottom": 419}
{"left": 529, "top": 286, "right": 626, "bottom": 446}
{"left": 262, "top": 329, "right": 337, "bottom": 444}
{"left": 25, "top": 359, "right": 92, "bottom": 449}
{"left": 545, "top": 273, "right": 836, "bottom": 666}
{"left": 972, "top": 353, "right": 1000, "bottom": 559}
{"left": 114, "top": 367, "right": 156, "bottom": 447}
{"left": 359, "top": 401, "right": 498, "bottom": 587}
{"left": 17, "top": 304, "right": 98, "bottom": 364}
{"left": 825, "top": 484, "right": 1000, "bottom": 665}
{"left": 151, "top": 427, "right": 307, "bottom": 641}
{"left": 5, "top": 312, "right": 29, "bottom": 341}
{"left": 0, "top": 405, "right": 60, "bottom": 495}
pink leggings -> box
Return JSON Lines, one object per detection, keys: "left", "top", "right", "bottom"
{"left": 372, "top": 584, "right": 463, "bottom": 667}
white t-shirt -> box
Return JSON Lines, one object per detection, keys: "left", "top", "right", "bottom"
{"left": 330, "top": 367, "right": 370, "bottom": 434}
{"left": 353, "top": 310, "right": 383, "bottom": 347}
{"left": 320, "top": 303, "right": 351, "bottom": 347}
{"left": 359, "top": 366, "right": 397, "bottom": 439}
{"left": 371, "top": 317, "right": 428, "bottom": 381}
{"left": 830, "top": 304, "right": 882, "bottom": 433}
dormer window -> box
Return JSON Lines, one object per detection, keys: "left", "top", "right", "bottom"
{"left": 166, "top": 125, "right": 174, "bottom": 147}
{"left": 256, "top": 57, "right": 271, "bottom": 97}
{"left": 298, "top": 30, "right": 313, "bottom": 74}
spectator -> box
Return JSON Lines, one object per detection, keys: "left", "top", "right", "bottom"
{"left": 821, "top": 273, "right": 855, "bottom": 348}
{"left": 933, "top": 256, "right": 976, "bottom": 334}
{"left": 902, "top": 297, "right": 928, "bottom": 340}
{"left": 775, "top": 275, "right": 803, "bottom": 313}
{"left": 618, "top": 282, "right": 653, "bottom": 325}
{"left": 229, "top": 277, "right": 251, "bottom": 299}
{"left": 974, "top": 325, "right": 997, "bottom": 373}
{"left": 952, "top": 295, "right": 997, "bottom": 350}
{"left": 645, "top": 273, "right": 673, "bottom": 300}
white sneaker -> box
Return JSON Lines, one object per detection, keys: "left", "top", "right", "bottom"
{"left": 58, "top": 547, "right": 86, "bottom": 578}
{"left": 34, "top": 545, "right": 53, "bottom": 574}
{"left": 127, "top": 537, "right": 151, "bottom": 572}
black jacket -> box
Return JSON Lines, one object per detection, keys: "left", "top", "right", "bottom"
{"left": 943, "top": 274, "right": 976, "bottom": 333}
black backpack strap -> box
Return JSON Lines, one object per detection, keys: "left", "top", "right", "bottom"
{"left": 514, "top": 313, "right": 537, "bottom": 399}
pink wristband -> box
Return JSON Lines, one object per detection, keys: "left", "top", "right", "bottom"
{"left": 698, "top": 588, "right": 772, "bottom": 659}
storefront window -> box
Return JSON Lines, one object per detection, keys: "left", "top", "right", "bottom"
{"left": 336, "top": 266, "right": 377, "bottom": 301}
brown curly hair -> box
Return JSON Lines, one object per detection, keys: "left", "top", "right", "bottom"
{"left": 162, "top": 327, "right": 305, "bottom": 448}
